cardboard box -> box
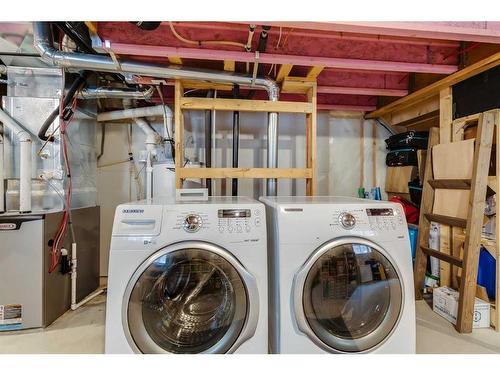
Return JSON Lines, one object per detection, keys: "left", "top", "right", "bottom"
{"left": 433, "top": 286, "right": 490, "bottom": 328}
{"left": 433, "top": 189, "right": 470, "bottom": 220}
{"left": 432, "top": 139, "right": 474, "bottom": 179}
{"left": 385, "top": 166, "right": 417, "bottom": 193}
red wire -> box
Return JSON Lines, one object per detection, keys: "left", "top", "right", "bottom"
{"left": 48, "top": 95, "right": 77, "bottom": 273}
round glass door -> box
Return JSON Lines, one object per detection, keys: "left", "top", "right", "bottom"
{"left": 300, "top": 240, "right": 403, "bottom": 353}
{"left": 126, "top": 246, "right": 248, "bottom": 354}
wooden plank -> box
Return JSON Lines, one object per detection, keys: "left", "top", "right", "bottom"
{"left": 421, "top": 246, "right": 463, "bottom": 268}
{"left": 387, "top": 96, "right": 440, "bottom": 126}
{"left": 281, "top": 76, "right": 316, "bottom": 94}
{"left": 414, "top": 127, "right": 440, "bottom": 299}
{"left": 306, "top": 66, "right": 324, "bottom": 79}
{"left": 366, "top": 52, "right": 500, "bottom": 119}
{"left": 179, "top": 80, "right": 233, "bottom": 91}
{"left": 223, "top": 60, "right": 235, "bottom": 71}
{"left": 372, "top": 122, "right": 377, "bottom": 186}
{"left": 177, "top": 168, "right": 313, "bottom": 179}
{"left": 439, "top": 87, "right": 453, "bottom": 144}
{"left": 424, "top": 213, "right": 467, "bottom": 228}
{"left": 392, "top": 110, "right": 439, "bottom": 128}
{"left": 359, "top": 117, "right": 364, "bottom": 188}
{"left": 179, "top": 97, "right": 313, "bottom": 113}
{"left": 168, "top": 56, "right": 183, "bottom": 65}
{"left": 276, "top": 64, "right": 293, "bottom": 82}
{"left": 456, "top": 111, "right": 495, "bottom": 333}
{"left": 428, "top": 179, "right": 471, "bottom": 189}
{"left": 306, "top": 84, "right": 317, "bottom": 196}
{"left": 174, "top": 80, "right": 184, "bottom": 189}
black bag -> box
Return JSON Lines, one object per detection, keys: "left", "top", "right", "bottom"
{"left": 385, "top": 131, "right": 429, "bottom": 150}
{"left": 386, "top": 148, "right": 418, "bottom": 166}
{"left": 408, "top": 179, "right": 423, "bottom": 207}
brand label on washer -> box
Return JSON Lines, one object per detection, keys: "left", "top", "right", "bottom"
{"left": 0, "top": 223, "right": 16, "bottom": 230}
{"left": 0, "top": 304, "right": 22, "bottom": 331}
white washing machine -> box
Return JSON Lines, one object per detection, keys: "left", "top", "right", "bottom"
{"left": 260, "top": 196, "right": 415, "bottom": 354}
{"left": 105, "top": 196, "right": 267, "bottom": 354}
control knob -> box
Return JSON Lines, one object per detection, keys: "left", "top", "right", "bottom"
{"left": 339, "top": 212, "right": 356, "bottom": 229}
{"left": 183, "top": 214, "right": 202, "bottom": 233}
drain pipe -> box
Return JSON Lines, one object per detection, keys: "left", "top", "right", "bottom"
{"left": 33, "top": 21, "right": 280, "bottom": 196}
{"left": 232, "top": 84, "right": 240, "bottom": 196}
{"left": 123, "top": 100, "right": 162, "bottom": 201}
{"left": 0, "top": 108, "right": 32, "bottom": 213}
{"left": 205, "top": 90, "right": 213, "bottom": 195}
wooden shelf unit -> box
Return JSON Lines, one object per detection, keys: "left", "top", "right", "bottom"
{"left": 174, "top": 80, "right": 318, "bottom": 195}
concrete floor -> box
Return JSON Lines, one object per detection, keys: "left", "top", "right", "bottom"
{"left": 0, "top": 296, "right": 499, "bottom": 354}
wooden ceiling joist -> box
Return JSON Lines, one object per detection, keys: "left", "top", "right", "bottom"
{"left": 276, "top": 64, "right": 293, "bottom": 82}
{"left": 168, "top": 56, "right": 183, "bottom": 65}
{"left": 306, "top": 66, "right": 325, "bottom": 79}
{"left": 223, "top": 60, "right": 235, "bottom": 71}
{"left": 366, "top": 51, "right": 500, "bottom": 119}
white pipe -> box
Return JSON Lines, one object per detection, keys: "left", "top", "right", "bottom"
{"left": 70, "top": 241, "right": 105, "bottom": 310}
{"left": 0, "top": 133, "right": 4, "bottom": 213}
{"left": 0, "top": 108, "right": 32, "bottom": 212}
{"left": 96, "top": 105, "right": 171, "bottom": 123}
{"left": 146, "top": 151, "right": 152, "bottom": 202}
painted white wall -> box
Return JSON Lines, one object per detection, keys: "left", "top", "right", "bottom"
{"left": 96, "top": 111, "right": 390, "bottom": 275}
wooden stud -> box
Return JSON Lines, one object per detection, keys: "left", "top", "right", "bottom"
{"left": 168, "top": 57, "right": 183, "bottom": 65}
{"left": 223, "top": 60, "right": 235, "bottom": 72}
{"left": 174, "top": 80, "right": 184, "bottom": 189}
{"left": 306, "top": 66, "right": 325, "bottom": 79}
{"left": 276, "top": 64, "right": 293, "bottom": 82}
{"left": 179, "top": 97, "right": 313, "bottom": 114}
{"left": 439, "top": 87, "right": 453, "bottom": 144}
{"left": 306, "top": 83, "right": 317, "bottom": 196}
{"left": 372, "top": 122, "right": 377, "bottom": 186}
{"left": 414, "top": 127, "right": 440, "bottom": 299}
{"left": 177, "top": 168, "right": 313, "bottom": 179}
{"left": 456, "top": 112, "right": 495, "bottom": 333}
{"left": 359, "top": 117, "right": 364, "bottom": 188}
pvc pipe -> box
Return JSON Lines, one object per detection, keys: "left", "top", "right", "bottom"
{"left": 70, "top": 241, "right": 105, "bottom": 310}
{"left": 146, "top": 151, "right": 152, "bottom": 202}
{"left": 0, "top": 133, "right": 4, "bottom": 213}
{"left": 97, "top": 105, "right": 170, "bottom": 122}
{"left": 0, "top": 108, "right": 33, "bottom": 212}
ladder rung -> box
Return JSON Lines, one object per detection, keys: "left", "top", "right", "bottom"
{"left": 428, "top": 179, "right": 471, "bottom": 189}
{"left": 424, "top": 213, "right": 467, "bottom": 228}
{"left": 420, "top": 246, "right": 463, "bottom": 268}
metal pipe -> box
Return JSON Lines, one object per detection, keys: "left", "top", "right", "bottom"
{"left": 33, "top": 21, "right": 280, "bottom": 196}
{"left": 0, "top": 108, "right": 33, "bottom": 212}
{"left": 78, "top": 86, "right": 154, "bottom": 100}
{"left": 204, "top": 90, "right": 213, "bottom": 196}
{"left": 244, "top": 25, "right": 256, "bottom": 52}
{"left": 232, "top": 85, "right": 240, "bottom": 196}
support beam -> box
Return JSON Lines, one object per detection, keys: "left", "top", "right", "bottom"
{"left": 276, "top": 64, "right": 293, "bottom": 82}
{"left": 108, "top": 42, "right": 458, "bottom": 74}
{"left": 317, "top": 86, "right": 407, "bottom": 97}
{"left": 265, "top": 22, "right": 500, "bottom": 44}
{"left": 367, "top": 52, "right": 500, "bottom": 119}
{"left": 223, "top": 60, "right": 235, "bottom": 71}
{"left": 180, "top": 97, "right": 313, "bottom": 113}
{"left": 306, "top": 66, "right": 324, "bottom": 79}
{"left": 174, "top": 81, "right": 184, "bottom": 189}
{"left": 317, "top": 104, "right": 377, "bottom": 112}
{"left": 178, "top": 168, "right": 313, "bottom": 179}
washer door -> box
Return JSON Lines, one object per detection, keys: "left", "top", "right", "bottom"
{"left": 123, "top": 241, "right": 258, "bottom": 354}
{"left": 294, "top": 237, "right": 403, "bottom": 353}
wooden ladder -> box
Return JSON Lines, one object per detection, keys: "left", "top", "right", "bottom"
{"left": 413, "top": 110, "right": 498, "bottom": 333}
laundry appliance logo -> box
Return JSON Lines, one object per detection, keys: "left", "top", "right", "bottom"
{"left": 122, "top": 209, "right": 144, "bottom": 214}
{"left": 0, "top": 223, "right": 16, "bottom": 230}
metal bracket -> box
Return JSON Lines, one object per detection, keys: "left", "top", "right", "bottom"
{"left": 251, "top": 51, "right": 260, "bottom": 86}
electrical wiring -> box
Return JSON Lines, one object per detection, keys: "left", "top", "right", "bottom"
{"left": 169, "top": 22, "right": 247, "bottom": 50}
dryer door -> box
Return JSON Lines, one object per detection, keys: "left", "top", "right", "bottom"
{"left": 123, "top": 241, "right": 258, "bottom": 354}
{"left": 294, "top": 237, "right": 403, "bottom": 353}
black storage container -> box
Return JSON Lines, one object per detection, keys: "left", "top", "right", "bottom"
{"left": 408, "top": 180, "right": 423, "bottom": 207}
{"left": 385, "top": 131, "right": 429, "bottom": 150}
{"left": 386, "top": 148, "right": 418, "bottom": 166}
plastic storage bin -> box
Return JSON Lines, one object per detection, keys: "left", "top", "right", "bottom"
{"left": 408, "top": 224, "right": 419, "bottom": 260}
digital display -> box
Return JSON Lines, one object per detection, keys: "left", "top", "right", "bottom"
{"left": 366, "top": 208, "right": 394, "bottom": 216}
{"left": 218, "top": 209, "right": 251, "bottom": 218}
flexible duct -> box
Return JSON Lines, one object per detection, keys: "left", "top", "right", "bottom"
{"left": 33, "top": 22, "right": 280, "bottom": 195}
{"left": 0, "top": 108, "right": 32, "bottom": 212}
{"left": 79, "top": 86, "right": 154, "bottom": 100}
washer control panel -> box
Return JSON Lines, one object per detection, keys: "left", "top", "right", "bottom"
{"left": 217, "top": 208, "right": 261, "bottom": 234}
{"left": 367, "top": 207, "right": 405, "bottom": 231}
{"left": 183, "top": 214, "right": 203, "bottom": 233}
